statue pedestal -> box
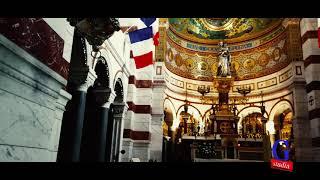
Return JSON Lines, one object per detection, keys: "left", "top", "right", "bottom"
{"left": 212, "top": 76, "right": 235, "bottom": 93}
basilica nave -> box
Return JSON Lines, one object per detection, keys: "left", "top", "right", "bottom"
{"left": 0, "top": 18, "right": 319, "bottom": 162}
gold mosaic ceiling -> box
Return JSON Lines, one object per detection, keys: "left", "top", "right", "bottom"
{"left": 168, "top": 18, "right": 283, "bottom": 44}
{"left": 164, "top": 18, "right": 296, "bottom": 81}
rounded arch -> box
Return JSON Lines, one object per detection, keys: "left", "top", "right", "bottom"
{"left": 113, "top": 70, "right": 129, "bottom": 103}
{"left": 176, "top": 104, "right": 202, "bottom": 120}
{"left": 93, "top": 56, "right": 110, "bottom": 88}
{"left": 163, "top": 97, "right": 177, "bottom": 117}
{"left": 175, "top": 104, "right": 202, "bottom": 130}
{"left": 269, "top": 100, "right": 294, "bottom": 123}
{"left": 114, "top": 78, "right": 124, "bottom": 103}
{"left": 268, "top": 99, "right": 294, "bottom": 136}
{"left": 95, "top": 50, "right": 113, "bottom": 84}
{"left": 163, "top": 98, "right": 177, "bottom": 130}
{"left": 113, "top": 70, "right": 124, "bottom": 88}
{"left": 237, "top": 106, "right": 263, "bottom": 134}
{"left": 238, "top": 105, "right": 269, "bottom": 118}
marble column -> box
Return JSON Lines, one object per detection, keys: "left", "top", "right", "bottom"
{"left": 57, "top": 67, "right": 94, "bottom": 162}
{"left": 83, "top": 88, "right": 115, "bottom": 162}
{"left": 111, "top": 102, "right": 128, "bottom": 162}
{"left": 57, "top": 28, "right": 94, "bottom": 162}
{"left": 289, "top": 80, "right": 312, "bottom": 161}
{"left": 105, "top": 105, "right": 114, "bottom": 162}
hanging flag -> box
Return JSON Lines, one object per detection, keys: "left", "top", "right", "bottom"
{"left": 128, "top": 26, "right": 154, "bottom": 69}
{"left": 140, "top": 18, "right": 159, "bottom": 46}
{"left": 140, "top": 18, "right": 156, "bottom": 27}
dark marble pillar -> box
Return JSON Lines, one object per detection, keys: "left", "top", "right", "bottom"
{"left": 105, "top": 105, "right": 115, "bottom": 162}
{"left": 57, "top": 29, "right": 91, "bottom": 162}
{"left": 80, "top": 88, "right": 115, "bottom": 162}
{"left": 111, "top": 102, "right": 128, "bottom": 162}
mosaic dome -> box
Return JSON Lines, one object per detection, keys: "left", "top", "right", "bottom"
{"left": 165, "top": 18, "right": 293, "bottom": 81}
{"left": 168, "top": 18, "right": 283, "bottom": 44}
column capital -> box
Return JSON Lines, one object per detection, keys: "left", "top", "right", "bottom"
{"left": 69, "top": 66, "right": 97, "bottom": 92}
{"left": 93, "top": 87, "right": 116, "bottom": 108}
{"left": 113, "top": 102, "right": 129, "bottom": 118}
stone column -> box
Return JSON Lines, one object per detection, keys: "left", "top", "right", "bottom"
{"left": 57, "top": 67, "right": 94, "bottom": 162}
{"left": 300, "top": 18, "right": 320, "bottom": 161}
{"left": 56, "top": 27, "right": 95, "bottom": 162}
{"left": 92, "top": 88, "right": 116, "bottom": 162}
{"left": 111, "top": 102, "right": 128, "bottom": 162}
{"left": 289, "top": 79, "right": 312, "bottom": 161}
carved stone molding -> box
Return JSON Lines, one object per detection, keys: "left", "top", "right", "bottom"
{"left": 67, "top": 18, "right": 120, "bottom": 51}
{"left": 69, "top": 66, "right": 90, "bottom": 85}
{"left": 0, "top": 60, "right": 59, "bottom": 99}
{"left": 113, "top": 102, "right": 129, "bottom": 118}
{"left": 93, "top": 87, "right": 115, "bottom": 107}
{"left": 67, "top": 65, "right": 96, "bottom": 92}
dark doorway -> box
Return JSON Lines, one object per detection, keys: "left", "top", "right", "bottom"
{"left": 227, "top": 142, "right": 234, "bottom": 159}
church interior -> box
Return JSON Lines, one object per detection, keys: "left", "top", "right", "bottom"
{"left": 0, "top": 18, "right": 319, "bottom": 162}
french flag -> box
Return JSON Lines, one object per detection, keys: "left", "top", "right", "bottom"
{"left": 140, "top": 18, "right": 159, "bottom": 46}
{"left": 128, "top": 18, "right": 159, "bottom": 69}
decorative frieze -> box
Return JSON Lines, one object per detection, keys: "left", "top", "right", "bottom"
{"left": 255, "top": 77, "right": 277, "bottom": 90}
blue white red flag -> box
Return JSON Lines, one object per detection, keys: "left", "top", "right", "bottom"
{"left": 127, "top": 18, "right": 159, "bottom": 69}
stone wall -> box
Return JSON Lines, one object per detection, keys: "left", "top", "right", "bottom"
{"left": 0, "top": 35, "right": 70, "bottom": 161}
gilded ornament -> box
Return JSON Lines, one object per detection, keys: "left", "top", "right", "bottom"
{"left": 175, "top": 53, "right": 183, "bottom": 67}
{"left": 272, "top": 47, "right": 281, "bottom": 61}
{"left": 243, "top": 58, "right": 256, "bottom": 70}
{"left": 167, "top": 48, "right": 174, "bottom": 61}
{"left": 185, "top": 58, "right": 195, "bottom": 70}
{"left": 258, "top": 53, "right": 270, "bottom": 67}
{"left": 198, "top": 61, "right": 208, "bottom": 71}
{"left": 231, "top": 61, "right": 240, "bottom": 72}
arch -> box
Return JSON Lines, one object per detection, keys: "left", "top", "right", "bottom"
{"left": 163, "top": 98, "right": 177, "bottom": 129}
{"left": 269, "top": 100, "right": 294, "bottom": 123}
{"left": 261, "top": 99, "right": 293, "bottom": 136}
{"left": 268, "top": 99, "right": 294, "bottom": 138}
{"left": 237, "top": 106, "right": 263, "bottom": 134}
{"left": 163, "top": 98, "right": 177, "bottom": 117}
{"left": 175, "top": 104, "right": 202, "bottom": 130}
{"left": 113, "top": 70, "right": 124, "bottom": 88}
{"left": 114, "top": 78, "right": 124, "bottom": 103}
{"left": 93, "top": 56, "right": 110, "bottom": 88}
{"left": 238, "top": 105, "right": 269, "bottom": 118}
{"left": 176, "top": 104, "right": 202, "bottom": 119}
{"left": 269, "top": 99, "right": 294, "bottom": 120}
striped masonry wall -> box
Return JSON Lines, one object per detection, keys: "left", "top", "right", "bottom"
{"left": 301, "top": 18, "right": 320, "bottom": 161}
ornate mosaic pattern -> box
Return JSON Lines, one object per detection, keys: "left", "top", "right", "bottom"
{"left": 165, "top": 30, "right": 290, "bottom": 81}
{"left": 169, "top": 18, "right": 283, "bottom": 44}
{"left": 165, "top": 65, "right": 294, "bottom": 97}
{"left": 166, "top": 25, "right": 286, "bottom": 53}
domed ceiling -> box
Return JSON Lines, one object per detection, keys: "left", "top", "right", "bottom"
{"left": 168, "top": 18, "right": 283, "bottom": 44}
{"left": 165, "top": 18, "right": 292, "bottom": 81}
